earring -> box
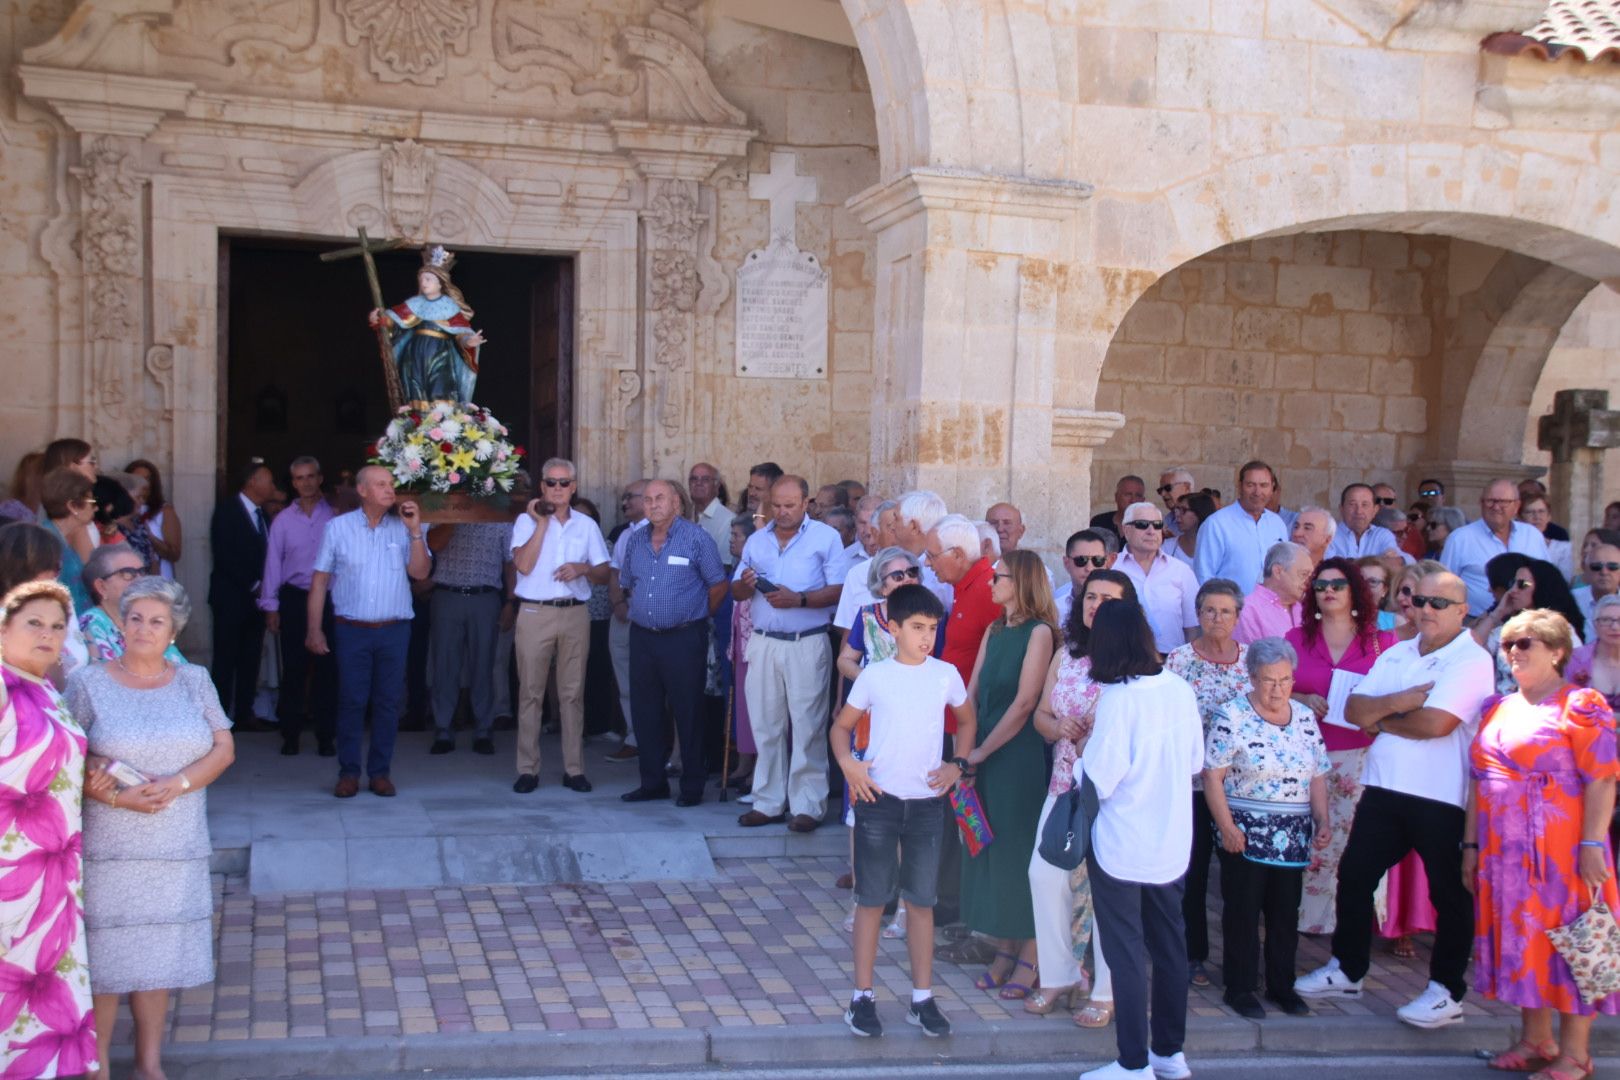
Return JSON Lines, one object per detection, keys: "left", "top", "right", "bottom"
{"left": 1313, "top": 612, "right": 1323, "bottom": 621}
{"left": 1351, "top": 609, "right": 1359, "bottom": 617}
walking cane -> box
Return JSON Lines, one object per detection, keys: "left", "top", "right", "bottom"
{"left": 719, "top": 679, "right": 733, "bottom": 803}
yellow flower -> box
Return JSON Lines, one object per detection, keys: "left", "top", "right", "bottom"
{"left": 446, "top": 447, "right": 477, "bottom": 471}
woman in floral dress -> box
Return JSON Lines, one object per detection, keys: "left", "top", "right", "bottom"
{"left": 1467, "top": 609, "right": 1619, "bottom": 1080}
{"left": 0, "top": 580, "right": 96, "bottom": 1078}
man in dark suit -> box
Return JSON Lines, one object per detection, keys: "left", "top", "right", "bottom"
{"left": 211, "top": 459, "right": 275, "bottom": 723}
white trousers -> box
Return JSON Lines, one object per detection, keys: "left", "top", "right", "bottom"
{"left": 609, "top": 615, "right": 636, "bottom": 747}
{"left": 1030, "top": 791, "right": 1113, "bottom": 1001}
{"left": 743, "top": 631, "right": 832, "bottom": 819}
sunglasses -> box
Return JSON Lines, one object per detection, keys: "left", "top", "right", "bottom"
{"left": 1590, "top": 562, "right": 1620, "bottom": 573}
{"left": 1424, "top": 523, "right": 1445, "bottom": 531}
{"left": 1375, "top": 497, "right": 1396, "bottom": 506}
{"left": 1155, "top": 484, "right": 1177, "bottom": 495}
{"left": 1500, "top": 637, "right": 1540, "bottom": 654}
{"left": 1511, "top": 578, "right": 1534, "bottom": 591}
{"left": 543, "top": 478, "right": 574, "bottom": 488}
{"left": 883, "top": 567, "right": 922, "bottom": 583}
{"left": 1410, "top": 594, "right": 1461, "bottom": 610}
{"left": 1398, "top": 584, "right": 1415, "bottom": 597}
{"left": 1419, "top": 488, "right": 1441, "bottom": 497}
{"left": 1126, "top": 520, "right": 1164, "bottom": 531}
{"left": 991, "top": 572, "right": 1014, "bottom": 583}
{"left": 1069, "top": 554, "right": 1108, "bottom": 568}
{"left": 1312, "top": 579, "right": 1349, "bottom": 592}
{"left": 1407, "top": 512, "right": 1423, "bottom": 522}
{"left": 98, "top": 567, "right": 144, "bottom": 582}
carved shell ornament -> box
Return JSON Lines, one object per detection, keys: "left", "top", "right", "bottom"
{"left": 337, "top": 0, "right": 479, "bottom": 85}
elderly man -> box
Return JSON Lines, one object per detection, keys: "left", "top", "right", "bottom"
{"left": 1289, "top": 506, "right": 1336, "bottom": 566}
{"left": 894, "top": 489, "right": 954, "bottom": 610}
{"left": 603, "top": 479, "right": 651, "bottom": 764}
{"left": 618, "top": 479, "right": 727, "bottom": 807}
{"left": 1372, "top": 481, "right": 1401, "bottom": 512}
{"left": 732, "top": 476, "right": 844, "bottom": 831}
{"left": 837, "top": 479, "right": 867, "bottom": 502}
{"left": 1296, "top": 572, "right": 1493, "bottom": 1031}
{"left": 1439, "top": 478, "right": 1549, "bottom": 617}
{"left": 1193, "top": 460, "right": 1291, "bottom": 590}
{"left": 811, "top": 483, "right": 849, "bottom": 521}
{"left": 1054, "top": 528, "right": 1116, "bottom": 629}
{"left": 1233, "top": 541, "right": 1310, "bottom": 645}
{"left": 1115, "top": 502, "right": 1198, "bottom": 652}
{"left": 1156, "top": 467, "right": 1195, "bottom": 537}
{"left": 425, "top": 521, "right": 511, "bottom": 757}
{"left": 985, "top": 502, "right": 1027, "bottom": 552}
{"left": 1327, "top": 483, "right": 1400, "bottom": 559}
{"left": 689, "top": 462, "right": 734, "bottom": 569}
{"left": 1577, "top": 541, "right": 1620, "bottom": 626}
{"left": 1090, "top": 474, "right": 1146, "bottom": 541}
{"left": 307, "top": 465, "right": 432, "bottom": 798}
{"left": 832, "top": 497, "right": 896, "bottom": 636}
{"left": 259, "top": 455, "right": 337, "bottom": 757}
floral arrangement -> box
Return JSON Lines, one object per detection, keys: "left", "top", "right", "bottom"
{"left": 369, "top": 402, "right": 524, "bottom": 495}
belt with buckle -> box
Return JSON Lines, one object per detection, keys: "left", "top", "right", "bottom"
{"left": 435, "top": 584, "right": 499, "bottom": 595}
{"left": 335, "top": 616, "right": 405, "bottom": 629}
{"left": 522, "top": 598, "right": 584, "bottom": 608}
{"left": 634, "top": 619, "right": 706, "bottom": 635}
{"left": 753, "top": 626, "right": 827, "bottom": 642}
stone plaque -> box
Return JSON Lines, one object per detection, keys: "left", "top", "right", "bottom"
{"left": 736, "top": 239, "right": 829, "bottom": 379}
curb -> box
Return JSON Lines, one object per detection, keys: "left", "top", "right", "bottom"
{"left": 142, "top": 1010, "right": 1620, "bottom": 1078}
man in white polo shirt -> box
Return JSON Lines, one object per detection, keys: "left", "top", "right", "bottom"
{"left": 1294, "top": 571, "right": 1492, "bottom": 1030}
{"left": 1439, "top": 477, "right": 1548, "bottom": 617}
{"left": 1113, "top": 502, "right": 1198, "bottom": 653}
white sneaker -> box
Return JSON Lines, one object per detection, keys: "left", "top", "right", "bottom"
{"left": 1148, "top": 1051, "right": 1192, "bottom": 1079}
{"left": 1079, "top": 1064, "right": 1153, "bottom": 1080}
{"left": 1396, "top": 981, "right": 1465, "bottom": 1029}
{"left": 738, "top": 793, "right": 755, "bottom": 805}
{"left": 1293, "top": 957, "right": 1363, "bottom": 998}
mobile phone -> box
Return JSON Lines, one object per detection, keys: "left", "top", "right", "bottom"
{"left": 754, "top": 577, "right": 780, "bottom": 594}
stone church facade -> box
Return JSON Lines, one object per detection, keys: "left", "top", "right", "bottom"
{"left": 2, "top": 0, "right": 1619, "bottom": 637}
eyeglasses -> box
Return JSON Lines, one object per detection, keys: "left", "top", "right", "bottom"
{"left": 1482, "top": 498, "right": 1517, "bottom": 508}
{"left": 1069, "top": 554, "right": 1108, "bottom": 568}
{"left": 1500, "top": 637, "right": 1540, "bottom": 654}
{"left": 1375, "top": 497, "right": 1396, "bottom": 506}
{"left": 1364, "top": 578, "right": 1388, "bottom": 590}
{"left": 1596, "top": 617, "right": 1620, "bottom": 630}
{"left": 1155, "top": 484, "right": 1177, "bottom": 496}
{"left": 991, "top": 572, "right": 1014, "bottom": 583}
{"left": 98, "top": 567, "right": 143, "bottom": 583}
{"left": 1125, "top": 520, "right": 1164, "bottom": 531}
{"left": 1312, "top": 579, "right": 1349, "bottom": 593}
{"left": 543, "top": 478, "right": 574, "bottom": 488}
{"left": 1407, "top": 513, "right": 1423, "bottom": 522}
{"left": 1511, "top": 578, "right": 1534, "bottom": 591}
{"left": 1419, "top": 488, "right": 1441, "bottom": 498}
{"left": 883, "top": 567, "right": 922, "bottom": 583}
{"left": 1410, "top": 595, "right": 1461, "bottom": 610}
{"left": 1589, "top": 562, "right": 1620, "bottom": 573}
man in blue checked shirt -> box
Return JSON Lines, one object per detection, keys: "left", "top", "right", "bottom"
{"left": 615, "top": 478, "right": 727, "bottom": 806}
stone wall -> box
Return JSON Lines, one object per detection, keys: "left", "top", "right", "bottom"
{"left": 1524, "top": 284, "right": 1620, "bottom": 507}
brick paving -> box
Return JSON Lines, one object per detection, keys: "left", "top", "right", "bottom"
{"left": 124, "top": 857, "right": 1513, "bottom": 1048}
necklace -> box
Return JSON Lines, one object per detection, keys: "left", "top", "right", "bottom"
{"left": 116, "top": 657, "right": 170, "bottom": 681}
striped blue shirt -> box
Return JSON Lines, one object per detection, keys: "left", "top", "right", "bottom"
{"left": 619, "top": 517, "right": 724, "bottom": 630}
{"left": 313, "top": 510, "right": 422, "bottom": 622}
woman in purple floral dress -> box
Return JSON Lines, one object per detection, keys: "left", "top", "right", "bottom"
{"left": 0, "top": 581, "right": 96, "bottom": 1078}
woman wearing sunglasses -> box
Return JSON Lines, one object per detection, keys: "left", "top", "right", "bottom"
{"left": 79, "top": 543, "right": 185, "bottom": 665}
{"left": 1392, "top": 559, "right": 1447, "bottom": 642}
{"left": 1286, "top": 559, "right": 1397, "bottom": 937}
{"left": 1473, "top": 556, "right": 1586, "bottom": 695}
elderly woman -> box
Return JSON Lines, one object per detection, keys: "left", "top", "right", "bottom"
{"left": 1284, "top": 558, "right": 1396, "bottom": 937}
{"left": 1025, "top": 569, "right": 1136, "bottom": 1024}
{"left": 1569, "top": 593, "right": 1620, "bottom": 710}
{"left": 1424, "top": 506, "right": 1467, "bottom": 560}
{"left": 79, "top": 543, "right": 185, "bottom": 665}
{"left": 1204, "top": 637, "right": 1331, "bottom": 1020}
{"left": 1466, "top": 609, "right": 1619, "bottom": 1080}
{"left": 1164, "top": 578, "right": 1250, "bottom": 989}
{"left": 40, "top": 468, "right": 97, "bottom": 614}
{"left": 961, "top": 549, "right": 1057, "bottom": 999}
{"left": 67, "top": 577, "right": 235, "bottom": 1080}
{"left": 1169, "top": 491, "right": 1217, "bottom": 568}
{"left": 0, "top": 521, "right": 90, "bottom": 680}
{"left": 0, "top": 581, "right": 96, "bottom": 1077}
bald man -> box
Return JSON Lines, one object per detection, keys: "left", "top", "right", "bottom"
{"left": 1437, "top": 478, "right": 1548, "bottom": 616}
{"left": 1295, "top": 571, "right": 1492, "bottom": 1031}
{"left": 1289, "top": 506, "right": 1336, "bottom": 566}
{"left": 985, "top": 502, "right": 1026, "bottom": 552}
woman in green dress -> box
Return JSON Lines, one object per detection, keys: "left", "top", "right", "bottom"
{"left": 961, "top": 548, "right": 1058, "bottom": 999}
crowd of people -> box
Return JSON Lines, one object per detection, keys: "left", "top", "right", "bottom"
{"left": 0, "top": 436, "right": 1617, "bottom": 1080}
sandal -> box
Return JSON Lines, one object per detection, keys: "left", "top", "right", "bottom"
{"left": 1074, "top": 1001, "right": 1114, "bottom": 1028}
{"left": 882, "top": 908, "right": 908, "bottom": 940}
{"left": 1530, "top": 1056, "right": 1594, "bottom": 1080}
{"left": 1024, "top": 984, "right": 1082, "bottom": 1014}
{"left": 973, "top": 950, "right": 1017, "bottom": 991}
{"left": 842, "top": 908, "right": 856, "bottom": 934}
{"left": 998, "top": 959, "right": 1037, "bottom": 1000}
{"left": 835, "top": 871, "right": 854, "bottom": 890}
{"left": 1489, "top": 1038, "right": 1560, "bottom": 1072}
{"left": 1392, "top": 935, "right": 1416, "bottom": 959}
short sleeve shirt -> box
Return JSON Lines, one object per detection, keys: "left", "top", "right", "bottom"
{"left": 1205, "top": 695, "right": 1331, "bottom": 804}
{"left": 732, "top": 517, "right": 844, "bottom": 633}
{"left": 845, "top": 656, "right": 967, "bottom": 800}
{"left": 511, "top": 511, "right": 610, "bottom": 602}
{"left": 618, "top": 517, "right": 725, "bottom": 629}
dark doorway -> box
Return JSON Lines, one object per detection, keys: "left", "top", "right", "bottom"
{"left": 219, "top": 236, "right": 572, "bottom": 492}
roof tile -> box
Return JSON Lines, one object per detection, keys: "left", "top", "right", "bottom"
{"left": 1482, "top": 0, "right": 1620, "bottom": 63}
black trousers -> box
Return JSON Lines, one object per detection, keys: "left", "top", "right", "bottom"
{"left": 629, "top": 622, "right": 708, "bottom": 800}
{"left": 1089, "top": 854, "right": 1188, "bottom": 1072}
{"left": 210, "top": 597, "right": 263, "bottom": 721}
{"left": 1217, "top": 848, "right": 1303, "bottom": 997}
{"left": 276, "top": 585, "right": 336, "bottom": 746}
{"left": 934, "top": 730, "right": 963, "bottom": 924}
{"left": 1183, "top": 797, "right": 1216, "bottom": 963}
{"left": 1331, "top": 785, "right": 1473, "bottom": 1000}
{"left": 584, "top": 618, "right": 619, "bottom": 738}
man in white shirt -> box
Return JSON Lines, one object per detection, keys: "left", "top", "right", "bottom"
{"left": 688, "top": 462, "right": 733, "bottom": 569}
{"left": 1295, "top": 571, "right": 1492, "bottom": 1031}
{"left": 1053, "top": 529, "right": 1116, "bottom": 630}
{"left": 1155, "top": 467, "right": 1195, "bottom": 538}
{"left": 1439, "top": 478, "right": 1549, "bottom": 616}
{"left": 1326, "top": 483, "right": 1401, "bottom": 560}
{"left": 833, "top": 498, "right": 897, "bottom": 635}
{"left": 1289, "top": 506, "right": 1336, "bottom": 566}
{"left": 892, "top": 490, "right": 953, "bottom": 611}
{"left": 1192, "top": 460, "right": 1289, "bottom": 589}
{"left": 1113, "top": 502, "right": 1198, "bottom": 652}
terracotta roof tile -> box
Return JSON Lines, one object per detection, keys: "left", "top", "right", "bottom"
{"left": 1481, "top": 0, "right": 1620, "bottom": 62}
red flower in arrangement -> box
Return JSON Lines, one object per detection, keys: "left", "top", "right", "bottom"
{"left": 439, "top": 441, "right": 454, "bottom": 453}
{"left": 514, "top": 445, "right": 527, "bottom": 459}
{"left": 364, "top": 443, "right": 378, "bottom": 458}
{"left": 409, "top": 411, "right": 421, "bottom": 423}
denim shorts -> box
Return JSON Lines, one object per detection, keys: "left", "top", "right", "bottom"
{"left": 852, "top": 793, "right": 947, "bottom": 909}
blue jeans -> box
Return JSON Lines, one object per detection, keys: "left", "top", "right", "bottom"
{"left": 334, "top": 620, "right": 411, "bottom": 779}
{"left": 853, "top": 793, "right": 947, "bottom": 909}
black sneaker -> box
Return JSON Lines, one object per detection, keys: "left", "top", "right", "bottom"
{"left": 844, "top": 996, "right": 882, "bottom": 1037}
{"left": 907, "top": 996, "right": 951, "bottom": 1037}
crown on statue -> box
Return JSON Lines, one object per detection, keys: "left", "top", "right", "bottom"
{"left": 422, "top": 244, "right": 456, "bottom": 273}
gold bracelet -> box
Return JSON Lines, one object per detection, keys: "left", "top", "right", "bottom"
{"left": 110, "top": 790, "right": 118, "bottom": 808}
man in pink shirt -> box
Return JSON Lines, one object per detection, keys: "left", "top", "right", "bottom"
{"left": 1233, "top": 541, "right": 1310, "bottom": 644}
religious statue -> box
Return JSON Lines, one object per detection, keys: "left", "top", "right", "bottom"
{"left": 367, "top": 245, "right": 486, "bottom": 405}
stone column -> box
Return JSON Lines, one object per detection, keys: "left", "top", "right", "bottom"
{"left": 1538, "top": 389, "right": 1620, "bottom": 544}
{"left": 848, "top": 168, "right": 1096, "bottom": 552}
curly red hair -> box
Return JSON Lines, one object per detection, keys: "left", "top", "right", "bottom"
{"left": 1299, "top": 557, "right": 1380, "bottom": 648}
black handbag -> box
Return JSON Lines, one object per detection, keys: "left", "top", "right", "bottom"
{"left": 1037, "top": 774, "right": 1099, "bottom": 871}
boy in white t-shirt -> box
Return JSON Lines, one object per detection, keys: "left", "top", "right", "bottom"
{"left": 832, "top": 584, "right": 977, "bottom": 1039}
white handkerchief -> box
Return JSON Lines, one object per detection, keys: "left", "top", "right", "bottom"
{"left": 668, "top": 555, "right": 691, "bottom": 566}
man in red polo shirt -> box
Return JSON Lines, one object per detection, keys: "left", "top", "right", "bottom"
{"left": 925, "top": 513, "right": 1000, "bottom": 954}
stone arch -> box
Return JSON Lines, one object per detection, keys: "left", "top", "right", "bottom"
{"left": 292, "top": 144, "right": 519, "bottom": 246}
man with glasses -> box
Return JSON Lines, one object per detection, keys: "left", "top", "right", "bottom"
{"left": 1296, "top": 571, "right": 1492, "bottom": 1031}
{"left": 1516, "top": 477, "right": 1569, "bottom": 542}
{"left": 259, "top": 456, "right": 336, "bottom": 756}
{"left": 1053, "top": 529, "right": 1115, "bottom": 629}
{"left": 688, "top": 463, "right": 733, "bottom": 570}
{"left": 1438, "top": 478, "right": 1548, "bottom": 617}
{"left": 1194, "top": 460, "right": 1291, "bottom": 591}
{"left": 1577, "top": 542, "right": 1620, "bottom": 628}
{"left": 1234, "top": 541, "right": 1310, "bottom": 644}
{"left": 1114, "top": 502, "right": 1198, "bottom": 651}
{"left": 1416, "top": 479, "right": 1446, "bottom": 508}
{"left": 1327, "top": 483, "right": 1401, "bottom": 560}
{"left": 1372, "top": 482, "right": 1400, "bottom": 511}
{"left": 509, "top": 457, "right": 610, "bottom": 795}
{"left": 1156, "top": 467, "right": 1195, "bottom": 537}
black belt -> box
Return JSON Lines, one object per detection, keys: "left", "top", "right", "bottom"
{"left": 521, "top": 598, "right": 584, "bottom": 608}
{"left": 336, "top": 616, "right": 406, "bottom": 629}
{"left": 753, "top": 627, "right": 827, "bottom": 642}
{"left": 435, "top": 584, "right": 499, "bottom": 595}
{"left": 632, "top": 619, "right": 706, "bottom": 635}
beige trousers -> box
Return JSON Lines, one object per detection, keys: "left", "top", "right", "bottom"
{"left": 514, "top": 602, "right": 590, "bottom": 776}
{"left": 743, "top": 630, "right": 832, "bottom": 819}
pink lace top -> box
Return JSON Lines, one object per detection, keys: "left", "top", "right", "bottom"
{"left": 1047, "top": 653, "right": 1100, "bottom": 795}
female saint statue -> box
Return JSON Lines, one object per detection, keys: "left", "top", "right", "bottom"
{"left": 368, "top": 245, "right": 486, "bottom": 404}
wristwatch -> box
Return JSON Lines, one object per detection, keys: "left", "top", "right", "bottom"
{"left": 950, "top": 756, "right": 971, "bottom": 773}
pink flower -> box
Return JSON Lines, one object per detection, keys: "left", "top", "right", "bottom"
{"left": 1, "top": 1007, "right": 95, "bottom": 1079}
{"left": 0, "top": 833, "right": 82, "bottom": 939}
{"left": 427, "top": 428, "right": 445, "bottom": 441}
{"left": 447, "top": 472, "right": 461, "bottom": 484}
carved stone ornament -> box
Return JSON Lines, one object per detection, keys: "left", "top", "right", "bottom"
{"left": 649, "top": 250, "right": 700, "bottom": 315}
{"left": 336, "top": 0, "right": 479, "bottom": 86}
{"left": 74, "top": 138, "right": 142, "bottom": 343}
{"left": 610, "top": 369, "right": 642, "bottom": 431}
{"left": 642, "top": 181, "right": 704, "bottom": 250}
{"left": 381, "top": 138, "right": 438, "bottom": 240}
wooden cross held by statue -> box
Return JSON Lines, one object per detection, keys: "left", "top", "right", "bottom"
{"left": 320, "top": 227, "right": 417, "bottom": 414}
{"left": 1538, "top": 388, "right": 1620, "bottom": 545}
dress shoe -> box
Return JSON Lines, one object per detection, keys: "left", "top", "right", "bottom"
{"left": 1265, "top": 991, "right": 1312, "bottom": 1017}
{"left": 280, "top": 739, "right": 299, "bottom": 756}
{"left": 562, "top": 773, "right": 593, "bottom": 793}
{"left": 737, "top": 809, "right": 787, "bottom": 827}
{"left": 787, "top": 814, "right": 821, "bottom": 833}
{"left": 430, "top": 738, "right": 454, "bottom": 755}
{"left": 513, "top": 774, "right": 539, "bottom": 794}
{"left": 1223, "top": 991, "right": 1265, "bottom": 1020}
{"left": 317, "top": 739, "right": 336, "bottom": 757}
{"left": 334, "top": 776, "right": 360, "bottom": 798}
{"left": 604, "top": 744, "right": 638, "bottom": 763}
{"left": 675, "top": 795, "right": 702, "bottom": 807}
{"left": 621, "top": 786, "right": 670, "bottom": 803}
{"left": 369, "top": 776, "right": 397, "bottom": 797}
{"left": 472, "top": 737, "right": 495, "bottom": 756}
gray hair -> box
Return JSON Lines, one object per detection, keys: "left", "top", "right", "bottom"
{"left": 1296, "top": 505, "right": 1337, "bottom": 540}
{"left": 82, "top": 542, "right": 142, "bottom": 600}
{"left": 866, "top": 546, "right": 921, "bottom": 594}
{"left": 119, "top": 575, "right": 193, "bottom": 635}
{"left": 1164, "top": 466, "right": 1195, "bottom": 487}
{"left": 898, "top": 490, "right": 948, "bottom": 535}
{"left": 1432, "top": 506, "right": 1467, "bottom": 532}
{"left": 1245, "top": 636, "right": 1298, "bottom": 678}
{"left": 873, "top": 498, "right": 899, "bottom": 522}
{"left": 1263, "top": 541, "right": 1309, "bottom": 579}
{"left": 1596, "top": 594, "right": 1620, "bottom": 621}
{"left": 931, "top": 513, "right": 980, "bottom": 558}
{"left": 290, "top": 455, "right": 322, "bottom": 473}
{"left": 730, "top": 511, "right": 758, "bottom": 536}
{"left": 822, "top": 506, "right": 855, "bottom": 533}
{"left": 540, "top": 457, "right": 577, "bottom": 480}
{"left": 975, "top": 521, "right": 1001, "bottom": 557}
{"left": 1195, "top": 577, "right": 1245, "bottom": 614}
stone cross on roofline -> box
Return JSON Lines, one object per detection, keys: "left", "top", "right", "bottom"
{"left": 748, "top": 151, "right": 818, "bottom": 247}
{"left": 1538, "top": 388, "right": 1620, "bottom": 545}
